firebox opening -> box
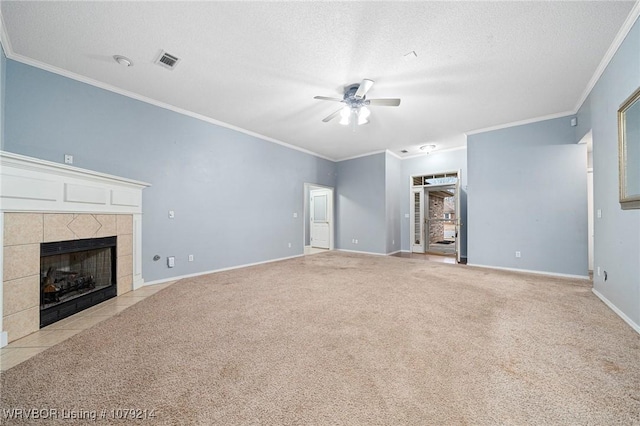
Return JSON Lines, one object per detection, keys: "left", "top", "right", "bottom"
{"left": 40, "top": 236, "right": 117, "bottom": 327}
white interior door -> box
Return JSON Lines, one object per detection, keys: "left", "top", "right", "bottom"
{"left": 411, "top": 188, "right": 425, "bottom": 253}
{"left": 310, "top": 189, "right": 330, "bottom": 249}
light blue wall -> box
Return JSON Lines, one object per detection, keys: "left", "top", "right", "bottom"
{"left": 400, "top": 149, "right": 468, "bottom": 257}
{"left": 385, "top": 152, "right": 402, "bottom": 254}
{"left": 576, "top": 92, "right": 592, "bottom": 143}
{"left": 467, "top": 116, "right": 587, "bottom": 276}
{"left": 0, "top": 43, "right": 5, "bottom": 148}
{"left": 4, "top": 60, "right": 336, "bottom": 282}
{"left": 335, "top": 153, "right": 386, "bottom": 254}
{"left": 585, "top": 17, "right": 640, "bottom": 327}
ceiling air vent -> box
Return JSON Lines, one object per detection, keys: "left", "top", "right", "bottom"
{"left": 155, "top": 50, "right": 180, "bottom": 70}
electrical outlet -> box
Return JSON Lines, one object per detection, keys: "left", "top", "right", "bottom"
{"left": 293, "top": 212, "right": 298, "bottom": 218}
{"left": 597, "top": 209, "right": 602, "bottom": 218}
{"left": 64, "top": 154, "right": 73, "bottom": 164}
{"left": 515, "top": 251, "right": 521, "bottom": 258}
{"left": 355, "top": 239, "right": 358, "bottom": 244}
{"left": 188, "top": 255, "right": 194, "bottom": 262}
{"left": 597, "top": 266, "right": 601, "bottom": 276}
{"left": 168, "top": 210, "right": 175, "bottom": 219}
{"left": 167, "top": 256, "right": 175, "bottom": 268}
{"left": 288, "top": 242, "right": 292, "bottom": 248}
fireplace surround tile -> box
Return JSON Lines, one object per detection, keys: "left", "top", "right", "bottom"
{"left": 117, "top": 254, "right": 133, "bottom": 280}
{"left": 117, "top": 275, "right": 133, "bottom": 296}
{"left": 3, "top": 275, "right": 39, "bottom": 317}
{"left": 3, "top": 213, "right": 135, "bottom": 342}
{"left": 43, "top": 214, "right": 75, "bottom": 243}
{"left": 4, "top": 213, "right": 43, "bottom": 246}
{"left": 3, "top": 244, "right": 40, "bottom": 282}
{"left": 95, "top": 214, "right": 117, "bottom": 237}
{"left": 67, "top": 214, "right": 102, "bottom": 239}
{"left": 4, "top": 306, "right": 39, "bottom": 341}
{"left": 116, "top": 214, "right": 133, "bottom": 235}
{"left": 1, "top": 152, "right": 150, "bottom": 346}
{"left": 117, "top": 234, "right": 133, "bottom": 258}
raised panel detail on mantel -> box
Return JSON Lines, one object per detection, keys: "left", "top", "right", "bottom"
{"left": 0, "top": 151, "right": 151, "bottom": 214}
{"left": 64, "top": 183, "right": 107, "bottom": 205}
{"left": 111, "top": 189, "right": 140, "bottom": 207}
{"left": 1, "top": 174, "right": 59, "bottom": 202}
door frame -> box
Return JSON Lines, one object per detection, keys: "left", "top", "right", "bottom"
{"left": 303, "top": 183, "right": 334, "bottom": 251}
{"left": 409, "top": 171, "right": 461, "bottom": 262}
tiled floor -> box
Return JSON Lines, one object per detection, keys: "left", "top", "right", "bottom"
{"left": 0, "top": 281, "right": 175, "bottom": 371}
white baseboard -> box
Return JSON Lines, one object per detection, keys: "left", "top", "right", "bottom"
{"left": 466, "top": 263, "right": 590, "bottom": 280}
{"left": 386, "top": 250, "right": 401, "bottom": 256}
{"left": 0, "top": 331, "right": 7, "bottom": 348}
{"left": 143, "top": 254, "right": 305, "bottom": 286}
{"left": 592, "top": 288, "right": 640, "bottom": 335}
{"left": 336, "top": 249, "right": 387, "bottom": 256}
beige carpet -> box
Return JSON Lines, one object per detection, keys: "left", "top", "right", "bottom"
{"left": 2, "top": 251, "right": 639, "bottom": 424}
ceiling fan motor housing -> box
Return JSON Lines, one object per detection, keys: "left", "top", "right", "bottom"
{"left": 343, "top": 85, "right": 368, "bottom": 108}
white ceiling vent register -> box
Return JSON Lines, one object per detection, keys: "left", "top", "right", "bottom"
{"left": 155, "top": 50, "right": 180, "bottom": 70}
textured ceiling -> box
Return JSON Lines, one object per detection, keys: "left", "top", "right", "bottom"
{"left": 0, "top": 1, "right": 636, "bottom": 160}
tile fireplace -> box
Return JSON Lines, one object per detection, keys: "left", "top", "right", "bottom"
{"left": 1, "top": 152, "right": 150, "bottom": 346}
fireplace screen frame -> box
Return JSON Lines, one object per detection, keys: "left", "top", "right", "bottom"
{"left": 40, "top": 236, "right": 117, "bottom": 327}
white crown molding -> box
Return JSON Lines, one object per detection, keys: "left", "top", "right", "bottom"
{"left": 336, "top": 149, "right": 388, "bottom": 163}
{"left": 0, "top": 10, "right": 333, "bottom": 164}
{"left": 465, "top": 111, "right": 574, "bottom": 136}
{"left": 385, "top": 149, "right": 402, "bottom": 160}
{"left": 0, "top": 12, "right": 12, "bottom": 56}
{"left": 400, "top": 145, "right": 467, "bottom": 160}
{"left": 575, "top": 1, "right": 640, "bottom": 112}
{"left": 9, "top": 50, "right": 335, "bottom": 162}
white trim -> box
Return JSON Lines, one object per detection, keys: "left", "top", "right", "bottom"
{"left": 1, "top": 151, "right": 150, "bottom": 187}
{"left": 592, "top": 288, "right": 640, "bottom": 335}
{"left": 0, "top": 331, "right": 7, "bottom": 348}
{"left": 0, "top": 15, "right": 333, "bottom": 163}
{"left": 336, "top": 249, "right": 387, "bottom": 256}
{"left": 385, "top": 150, "right": 402, "bottom": 160}
{"left": 575, "top": 2, "right": 640, "bottom": 112}
{"left": 386, "top": 250, "right": 401, "bottom": 256}
{"left": 400, "top": 145, "right": 467, "bottom": 160}
{"left": 337, "top": 150, "right": 387, "bottom": 162}
{"left": 465, "top": 111, "right": 574, "bottom": 136}
{"left": 0, "top": 13, "right": 12, "bottom": 56}
{"left": 0, "top": 151, "right": 150, "bottom": 214}
{"left": 467, "top": 263, "right": 590, "bottom": 280}
{"left": 143, "top": 254, "right": 305, "bottom": 286}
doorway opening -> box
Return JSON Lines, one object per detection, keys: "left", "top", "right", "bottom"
{"left": 410, "top": 172, "right": 461, "bottom": 263}
{"left": 579, "top": 130, "right": 594, "bottom": 274}
{"left": 303, "top": 183, "right": 334, "bottom": 255}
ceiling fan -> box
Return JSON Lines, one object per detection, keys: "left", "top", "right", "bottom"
{"left": 314, "top": 79, "right": 401, "bottom": 126}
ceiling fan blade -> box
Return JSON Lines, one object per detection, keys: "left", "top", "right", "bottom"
{"left": 367, "top": 98, "right": 401, "bottom": 107}
{"left": 322, "top": 108, "right": 343, "bottom": 122}
{"left": 314, "top": 96, "right": 343, "bottom": 102}
{"left": 354, "top": 79, "right": 374, "bottom": 99}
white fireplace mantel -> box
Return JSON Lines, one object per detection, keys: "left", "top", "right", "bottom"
{"left": 0, "top": 151, "right": 151, "bottom": 347}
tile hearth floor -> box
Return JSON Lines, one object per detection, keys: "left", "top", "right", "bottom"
{"left": 0, "top": 281, "right": 176, "bottom": 371}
